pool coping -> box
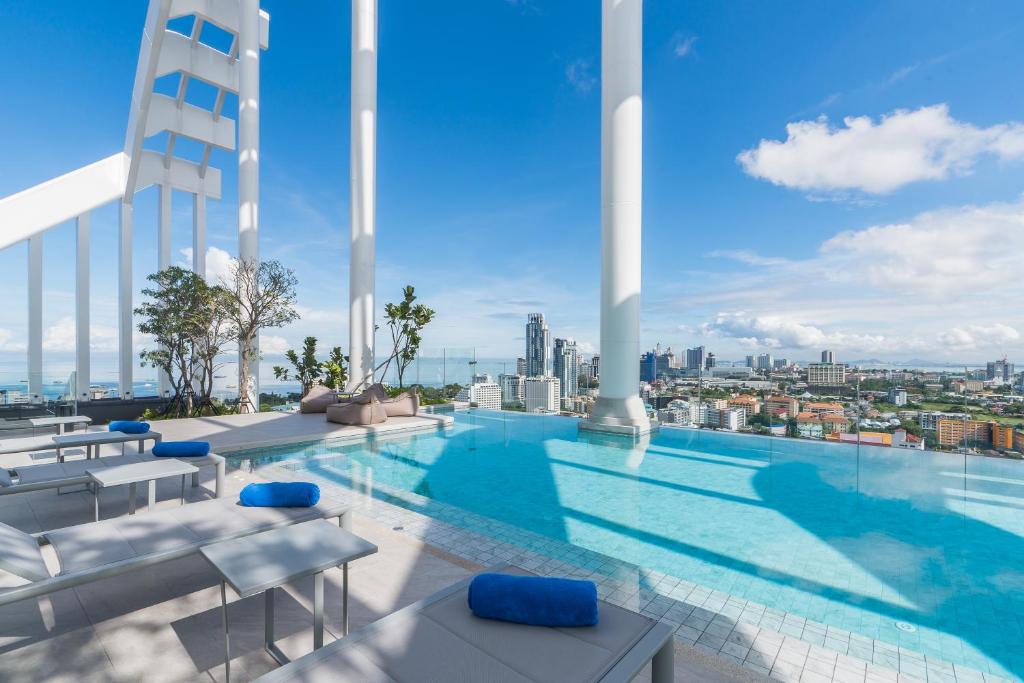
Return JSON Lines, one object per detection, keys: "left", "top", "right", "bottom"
{"left": 227, "top": 435, "right": 1018, "bottom": 683}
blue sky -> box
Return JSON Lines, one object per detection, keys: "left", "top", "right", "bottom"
{"left": 1, "top": 0, "right": 1023, "bottom": 384}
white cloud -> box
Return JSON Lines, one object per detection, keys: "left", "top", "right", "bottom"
{"left": 565, "top": 58, "right": 596, "bottom": 94}
{"left": 818, "top": 199, "right": 1024, "bottom": 296}
{"left": 178, "top": 246, "right": 236, "bottom": 285}
{"left": 737, "top": 104, "right": 1024, "bottom": 194}
{"left": 707, "top": 249, "right": 791, "bottom": 267}
{"left": 671, "top": 34, "right": 697, "bottom": 58}
{"left": 699, "top": 312, "right": 901, "bottom": 354}
{"left": 260, "top": 335, "right": 291, "bottom": 355}
{"left": 43, "top": 317, "right": 118, "bottom": 353}
{"left": 0, "top": 328, "right": 25, "bottom": 352}
{"left": 936, "top": 324, "right": 1020, "bottom": 352}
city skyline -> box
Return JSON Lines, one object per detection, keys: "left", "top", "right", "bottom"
{"left": 1, "top": 1, "right": 1023, "bottom": 386}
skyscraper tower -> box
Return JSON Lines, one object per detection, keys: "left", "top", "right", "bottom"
{"left": 553, "top": 338, "right": 579, "bottom": 399}
{"left": 526, "top": 313, "right": 551, "bottom": 377}
{"left": 821, "top": 350, "right": 835, "bottom": 363}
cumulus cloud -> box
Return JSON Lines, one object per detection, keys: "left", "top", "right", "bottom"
{"left": 737, "top": 104, "right": 1024, "bottom": 194}
{"left": 818, "top": 199, "right": 1024, "bottom": 296}
{"left": 0, "top": 328, "right": 25, "bottom": 353}
{"left": 936, "top": 324, "right": 1020, "bottom": 352}
{"left": 178, "top": 246, "right": 236, "bottom": 285}
{"left": 565, "top": 58, "right": 597, "bottom": 94}
{"left": 43, "top": 317, "right": 118, "bottom": 353}
{"left": 699, "top": 312, "right": 901, "bottom": 353}
{"left": 259, "top": 335, "right": 291, "bottom": 355}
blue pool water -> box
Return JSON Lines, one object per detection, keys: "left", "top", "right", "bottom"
{"left": 232, "top": 410, "right": 1024, "bottom": 678}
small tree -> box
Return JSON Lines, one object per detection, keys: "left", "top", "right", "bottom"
{"left": 136, "top": 267, "right": 236, "bottom": 417}
{"left": 273, "top": 336, "right": 324, "bottom": 396}
{"left": 322, "top": 346, "right": 349, "bottom": 391}
{"left": 274, "top": 338, "right": 349, "bottom": 396}
{"left": 227, "top": 258, "right": 299, "bottom": 413}
{"left": 372, "top": 286, "right": 435, "bottom": 389}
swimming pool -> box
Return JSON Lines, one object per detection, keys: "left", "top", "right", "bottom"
{"left": 232, "top": 409, "right": 1024, "bottom": 679}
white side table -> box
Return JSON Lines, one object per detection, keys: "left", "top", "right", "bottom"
{"left": 86, "top": 458, "right": 198, "bottom": 521}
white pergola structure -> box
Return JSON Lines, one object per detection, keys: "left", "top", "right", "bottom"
{"left": 0, "top": 0, "right": 650, "bottom": 433}
{"left": 0, "top": 0, "right": 269, "bottom": 405}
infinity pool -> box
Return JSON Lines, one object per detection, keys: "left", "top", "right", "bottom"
{"left": 233, "top": 410, "right": 1024, "bottom": 679}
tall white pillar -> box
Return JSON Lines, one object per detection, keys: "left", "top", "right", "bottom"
{"left": 347, "top": 0, "right": 377, "bottom": 392}
{"left": 192, "top": 192, "right": 206, "bottom": 279}
{"left": 76, "top": 214, "right": 91, "bottom": 403}
{"left": 582, "top": 0, "right": 650, "bottom": 435}
{"left": 27, "top": 236, "right": 43, "bottom": 403}
{"left": 238, "top": 0, "right": 261, "bottom": 409}
{"left": 118, "top": 201, "right": 134, "bottom": 400}
{"left": 158, "top": 184, "right": 172, "bottom": 396}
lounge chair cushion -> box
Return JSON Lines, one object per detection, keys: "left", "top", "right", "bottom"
{"left": 0, "top": 469, "right": 11, "bottom": 486}
{"left": 240, "top": 482, "right": 320, "bottom": 508}
{"left": 468, "top": 573, "right": 598, "bottom": 627}
{"left": 354, "top": 383, "right": 389, "bottom": 403}
{"left": 152, "top": 441, "right": 211, "bottom": 458}
{"left": 0, "top": 521, "right": 50, "bottom": 581}
{"left": 108, "top": 420, "right": 150, "bottom": 434}
{"left": 326, "top": 398, "right": 387, "bottom": 426}
{"left": 43, "top": 495, "right": 345, "bottom": 575}
{"left": 381, "top": 390, "right": 419, "bottom": 417}
{"left": 301, "top": 385, "right": 340, "bottom": 414}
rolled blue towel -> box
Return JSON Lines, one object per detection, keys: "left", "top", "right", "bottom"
{"left": 239, "top": 482, "right": 320, "bottom": 508}
{"left": 152, "top": 441, "right": 210, "bottom": 458}
{"left": 468, "top": 573, "right": 599, "bottom": 627}
{"left": 108, "top": 420, "right": 150, "bottom": 434}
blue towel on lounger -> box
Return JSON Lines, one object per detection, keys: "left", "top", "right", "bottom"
{"left": 152, "top": 441, "right": 210, "bottom": 458}
{"left": 108, "top": 420, "right": 150, "bottom": 434}
{"left": 468, "top": 573, "right": 599, "bottom": 627}
{"left": 239, "top": 482, "right": 320, "bottom": 508}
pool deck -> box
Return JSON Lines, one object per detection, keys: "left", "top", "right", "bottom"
{"left": 0, "top": 411, "right": 749, "bottom": 682}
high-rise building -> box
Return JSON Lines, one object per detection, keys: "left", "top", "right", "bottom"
{"left": 455, "top": 379, "right": 502, "bottom": 410}
{"left": 987, "top": 358, "right": 1015, "bottom": 383}
{"left": 808, "top": 362, "right": 847, "bottom": 386}
{"left": 525, "top": 376, "right": 560, "bottom": 412}
{"left": 773, "top": 358, "right": 789, "bottom": 370}
{"left": 685, "top": 346, "right": 705, "bottom": 371}
{"left": 525, "top": 313, "right": 551, "bottom": 377}
{"left": 516, "top": 357, "right": 527, "bottom": 375}
{"left": 745, "top": 355, "right": 755, "bottom": 368}
{"left": 888, "top": 388, "right": 908, "bottom": 406}
{"left": 756, "top": 353, "right": 774, "bottom": 371}
{"left": 705, "top": 352, "right": 716, "bottom": 370}
{"left": 591, "top": 355, "right": 600, "bottom": 380}
{"left": 821, "top": 350, "right": 835, "bottom": 363}
{"left": 552, "top": 338, "right": 579, "bottom": 399}
{"left": 499, "top": 374, "right": 526, "bottom": 404}
{"left": 641, "top": 349, "right": 672, "bottom": 383}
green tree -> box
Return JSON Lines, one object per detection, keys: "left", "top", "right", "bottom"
{"left": 370, "top": 285, "right": 436, "bottom": 390}
{"left": 273, "top": 337, "right": 323, "bottom": 396}
{"left": 227, "top": 258, "right": 299, "bottom": 413}
{"left": 322, "top": 346, "right": 349, "bottom": 391}
{"left": 136, "top": 267, "right": 236, "bottom": 417}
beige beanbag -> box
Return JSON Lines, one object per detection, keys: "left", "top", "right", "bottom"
{"left": 300, "top": 385, "right": 339, "bottom": 413}
{"left": 381, "top": 390, "right": 419, "bottom": 417}
{"left": 326, "top": 397, "right": 387, "bottom": 425}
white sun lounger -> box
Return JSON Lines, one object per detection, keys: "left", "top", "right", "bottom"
{"left": 254, "top": 565, "right": 675, "bottom": 683}
{"left": 0, "top": 495, "right": 351, "bottom": 608}
{"left": 0, "top": 449, "right": 226, "bottom": 499}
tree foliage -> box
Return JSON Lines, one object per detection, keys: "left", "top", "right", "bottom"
{"left": 370, "top": 286, "right": 435, "bottom": 389}
{"left": 135, "top": 267, "right": 237, "bottom": 418}
{"left": 227, "top": 258, "right": 299, "bottom": 413}
{"left": 273, "top": 337, "right": 349, "bottom": 396}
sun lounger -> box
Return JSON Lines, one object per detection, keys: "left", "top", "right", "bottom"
{"left": 0, "top": 434, "right": 72, "bottom": 456}
{"left": 253, "top": 565, "right": 675, "bottom": 683}
{"left": 0, "top": 495, "right": 351, "bottom": 608}
{"left": 0, "top": 449, "right": 226, "bottom": 499}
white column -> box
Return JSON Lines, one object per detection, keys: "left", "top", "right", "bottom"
{"left": 158, "top": 184, "right": 172, "bottom": 396}
{"left": 192, "top": 192, "right": 206, "bottom": 279}
{"left": 27, "top": 236, "right": 43, "bottom": 403}
{"left": 238, "top": 0, "right": 260, "bottom": 409}
{"left": 76, "top": 214, "right": 91, "bottom": 403}
{"left": 583, "top": 0, "right": 650, "bottom": 435}
{"left": 347, "top": 0, "right": 377, "bottom": 392}
{"left": 118, "top": 202, "right": 134, "bottom": 400}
